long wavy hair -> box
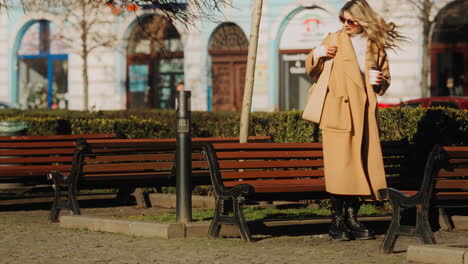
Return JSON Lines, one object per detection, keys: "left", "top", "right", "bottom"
{"left": 340, "top": 0, "right": 405, "bottom": 50}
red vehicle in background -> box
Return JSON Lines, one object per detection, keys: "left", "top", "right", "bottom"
{"left": 398, "top": 97, "right": 468, "bottom": 110}
{"left": 378, "top": 102, "right": 400, "bottom": 108}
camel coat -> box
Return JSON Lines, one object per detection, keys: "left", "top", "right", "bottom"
{"left": 305, "top": 30, "right": 391, "bottom": 197}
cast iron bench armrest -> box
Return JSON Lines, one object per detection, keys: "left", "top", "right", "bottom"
{"left": 378, "top": 144, "right": 468, "bottom": 254}
{"left": 48, "top": 170, "right": 80, "bottom": 222}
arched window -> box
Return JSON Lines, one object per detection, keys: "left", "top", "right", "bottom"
{"left": 209, "top": 23, "right": 248, "bottom": 111}
{"left": 126, "top": 15, "right": 184, "bottom": 109}
{"left": 431, "top": 0, "right": 468, "bottom": 96}
{"left": 17, "top": 20, "right": 68, "bottom": 109}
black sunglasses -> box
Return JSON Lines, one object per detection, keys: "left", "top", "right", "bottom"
{"left": 339, "top": 16, "right": 358, "bottom": 26}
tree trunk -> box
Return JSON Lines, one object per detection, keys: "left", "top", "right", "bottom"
{"left": 239, "top": 0, "right": 263, "bottom": 143}
{"left": 81, "top": 0, "right": 89, "bottom": 110}
{"left": 420, "top": 0, "right": 433, "bottom": 97}
{"left": 421, "top": 28, "right": 430, "bottom": 97}
{"left": 82, "top": 54, "right": 89, "bottom": 110}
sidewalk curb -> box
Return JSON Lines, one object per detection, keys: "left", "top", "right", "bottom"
{"left": 148, "top": 193, "right": 215, "bottom": 209}
{"left": 59, "top": 215, "right": 390, "bottom": 239}
{"left": 407, "top": 244, "right": 468, "bottom": 264}
{"left": 453, "top": 216, "right": 468, "bottom": 230}
{"left": 60, "top": 215, "right": 238, "bottom": 239}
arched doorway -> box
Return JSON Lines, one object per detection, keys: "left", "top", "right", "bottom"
{"left": 278, "top": 7, "right": 339, "bottom": 111}
{"left": 126, "top": 15, "right": 184, "bottom": 109}
{"left": 17, "top": 20, "right": 69, "bottom": 109}
{"left": 209, "top": 23, "right": 248, "bottom": 111}
{"left": 431, "top": 0, "right": 468, "bottom": 96}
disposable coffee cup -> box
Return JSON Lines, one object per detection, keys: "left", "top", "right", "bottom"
{"left": 369, "top": 70, "right": 381, "bottom": 85}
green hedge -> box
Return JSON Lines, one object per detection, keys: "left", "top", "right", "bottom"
{"left": 0, "top": 108, "right": 466, "bottom": 145}
{"left": 70, "top": 116, "right": 170, "bottom": 139}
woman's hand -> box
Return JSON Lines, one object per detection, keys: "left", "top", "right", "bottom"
{"left": 325, "top": 45, "right": 338, "bottom": 58}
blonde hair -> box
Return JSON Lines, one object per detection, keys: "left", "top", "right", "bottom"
{"left": 341, "top": 0, "right": 405, "bottom": 50}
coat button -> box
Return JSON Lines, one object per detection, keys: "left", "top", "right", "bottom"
{"left": 344, "top": 98, "right": 349, "bottom": 103}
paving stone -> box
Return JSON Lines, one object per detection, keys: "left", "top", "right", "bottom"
{"left": 3, "top": 205, "right": 468, "bottom": 264}
{"left": 60, "top": 215, "right": 95, "bottom": 230}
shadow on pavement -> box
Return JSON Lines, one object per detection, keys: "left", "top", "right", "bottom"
{"left": 247, "top": 218, "right": 390, "bottom": 241}
{"left": 0, "top": 194, "right": 134, "bottom": 212}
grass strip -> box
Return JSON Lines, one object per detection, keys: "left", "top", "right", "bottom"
{"left": 121, "top": 204, "right": 389, "bottom": 223}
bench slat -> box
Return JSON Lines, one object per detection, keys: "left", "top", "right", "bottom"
{"left": 449, "top": 159, "right": 468, "bottom": 164}
{"left": 443, "top": 147, "right": 468, "bottom": 158}
{"left": 221, "top": 169, "right": 324, "bottom": 179}
{"left": 224, "top": 179, "right": 326, "bottom": 193}
{"left": 0, "top": 134, "right": 116, "bottom": 142}
{"left": 213, "top": 142, "right": 323, "bottom": 150}
{"left": 0, "top": 142, "right": 76, "bottom": 148}
{"left": 435, "top": 192, "right": 468, "bottom": 200}
{"left": 217, "top": 150, "right": 323, "bottom": 159}
{"left": 0, "top": 149, "right": 75, "bottom": 156}
{"left": 0, "top": 165, "right": 71, "bottom": 176}
{"left": 82, "top": 162, "right": 173, "bottom": 173}
{"left": 83, "top": 171, "right": 172, "bottom": 181}
{"left": 84, "top": 154, "right": 175, "bottom": 163}
{"left": 0, "top": 156, "right": 73, "bottom": 164}
{"left": 435, "top": 180, "right": 468, "bottom": 189}
{"left": 218, "top": 159, "right": 324, "bottom": 169}
{"left": 438, "top": 168, "right": 468, "bottom": 177}
{"left": 83, "top": 136, "right": 271, "bottom": 149}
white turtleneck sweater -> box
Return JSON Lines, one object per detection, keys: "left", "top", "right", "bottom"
{"left": 350, "top": 33, "right": 368, "bottom": 73}
{"left": 314, "top": 32, "right": 368, "bottom": 73}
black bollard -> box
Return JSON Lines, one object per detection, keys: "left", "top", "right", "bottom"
{"left": 176, "top": 90, "right": 192, "bottom": 223}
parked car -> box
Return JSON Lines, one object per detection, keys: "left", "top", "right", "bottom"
{"left": 398, "top": 97, "right": 468, "bottom": 110}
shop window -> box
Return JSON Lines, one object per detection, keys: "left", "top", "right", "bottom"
{"left": 127, "top": 15, "right": 184, "bottom": 109}
{"left": 17, "top": 20, "right": 69, "bottom": 109}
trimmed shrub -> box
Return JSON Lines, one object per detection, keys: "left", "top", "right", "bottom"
{"left": 70, "top": 116, "right": 170, "bottom": 139}
{"left": 0, "top": 107, "right": 466, "bottom": 145}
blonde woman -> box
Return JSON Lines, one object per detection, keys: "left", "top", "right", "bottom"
{"left": 305, "top": 0, "right": 405, "bottom": 241}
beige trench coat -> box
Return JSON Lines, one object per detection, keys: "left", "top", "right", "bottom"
{"left": 305, "top": 30, "right": 391, "bottom": 197}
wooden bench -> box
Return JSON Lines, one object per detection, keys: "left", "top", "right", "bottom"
{"left": 378, "top": 145, "right": 468, "bottom": 253}
{"left": 0, "top": 134, "right": 119, "bottom": 189}
{"left": 47, "top": 136, "right": 271, "bottom": 222}
{"left": 203, "top": 140, "right": 411, "bottom": 241}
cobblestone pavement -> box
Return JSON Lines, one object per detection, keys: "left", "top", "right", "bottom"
{"left": 1, "top": 204, "right": 468, "bottom": 264}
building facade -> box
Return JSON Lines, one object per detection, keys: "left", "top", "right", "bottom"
{"left": 0, "top": 0, "right": 466, "bottom": 111}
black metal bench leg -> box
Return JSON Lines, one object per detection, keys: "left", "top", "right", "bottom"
{"left": 233, "top": 198, "right": 251, "bottom": 242}
{"left": 208, "top": 198, "right": 223, "bottom": 238}
{"left": 48, "top": 183, "right": 62, "bottom": 223}
{"left": 416, "top": 207, "right": 436, "bottom": 244}
{"left": 380, "top": 204, "right": 401, "bottom": 253}
{"left": 438, "top": 208, "right": 454, "bottom": 231}
{"left": 68, "top": 186, "right": 81, "bottom": 215}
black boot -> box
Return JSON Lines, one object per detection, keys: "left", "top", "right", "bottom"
{"left": 329, "top": 195, "right": 352, "bottom": 241}
{"left": 344, "top": 197, "right": 375, "bottom": 240}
